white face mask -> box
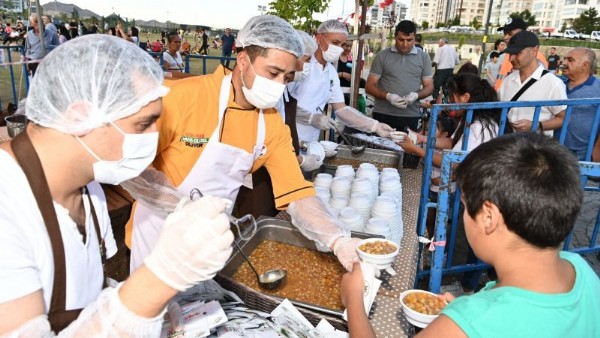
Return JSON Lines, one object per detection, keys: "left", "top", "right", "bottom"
{"left": 77, "top": 121, "right": 158, "bottom": 185}
{"left": 293, "top": 62, "right": 310, "bottom": 82}
{"left": 241, "top": 57, "right": 286, "bottom": 109}
{"left": 321, "top": 41, "right": 344, "bottom": 63}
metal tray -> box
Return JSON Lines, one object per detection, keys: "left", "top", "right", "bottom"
{"left": 321, "top": 145, "right": 403, "bottom": 175}
{"left": 220, "top": 218, "right": 378, "bottom": 317}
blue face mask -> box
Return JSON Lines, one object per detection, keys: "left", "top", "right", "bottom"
{"left": 346, "top": 62, "right": 353, "bottom": 69}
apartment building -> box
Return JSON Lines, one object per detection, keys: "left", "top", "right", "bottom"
{"left": 370, "top": 1, "right": 408, "bottom": 29}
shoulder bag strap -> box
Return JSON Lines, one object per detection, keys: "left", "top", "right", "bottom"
{"left": 510, "top": 70, "right": 550, "bottom": 102}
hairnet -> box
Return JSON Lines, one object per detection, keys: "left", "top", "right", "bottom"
{"left": 296, "top": 30, "right": 317, "bottom": 56}
{"left": 26, "top": 34, "right": 169, "bottom": 135}
{"left": 317, "top": 20, "right": 348, "bottom": 35}
{"left": 236, "top": 15, "right": 304, "bottom": 57}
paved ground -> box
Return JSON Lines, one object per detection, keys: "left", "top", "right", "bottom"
{"left": 574, "top": 183, "right": 600, "bottom": 275}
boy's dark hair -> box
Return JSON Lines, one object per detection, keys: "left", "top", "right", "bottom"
{"left": 490, "top": 51, "right": 499, "bottom": 59}
{"left": 395, "top": 20, "right": 417, "bottom": 36}
{"left": 456, "top": 133, "right": 582, "bottom": 248}
{"left": 415, "top": 33, "right": 423, "bottom": 43}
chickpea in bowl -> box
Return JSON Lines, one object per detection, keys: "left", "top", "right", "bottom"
{"left": 356, "top": 238, "right": 399, "bottom": 269}
{"left": 399, "top": 289, "right": 447, "bottom": 328}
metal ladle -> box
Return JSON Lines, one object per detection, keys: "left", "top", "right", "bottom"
{"left": 189, "top": 188, "right": 287, "bottom": 289}
{"left": 233, "top": 241, "right": 287, "bottom": 290}
{"left": 316, "top": 107, "right": 366, "bottom": 154}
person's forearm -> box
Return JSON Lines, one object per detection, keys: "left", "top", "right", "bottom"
{"left": 365, "top": 77, "right": 388, "bottom": 100}
{"left": 418, "top": 81, "right": 434, "bottom": 99}
{"left": 345, "top": 297, "right": 376, "bottom": 338}
{"left": 541, "top": 113, "right": 565, "bottom": 131}
{"left": 119, "top": 265, "right": 177, "bottom": 318}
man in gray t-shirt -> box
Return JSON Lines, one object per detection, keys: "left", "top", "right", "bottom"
{"left": 366, "top": 20, "right": 433, "bottom": 132}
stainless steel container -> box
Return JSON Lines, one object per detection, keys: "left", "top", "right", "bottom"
{"left": 220, "top": 218, "right": 379, "bottom": 317}
{"left": 321, "top": 145, "right": 403, "bottom": 175}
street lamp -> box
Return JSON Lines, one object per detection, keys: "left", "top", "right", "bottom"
{"left": 258, "top": 5, "right": 267, "bottom": 15}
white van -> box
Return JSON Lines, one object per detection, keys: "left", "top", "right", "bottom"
{"left": 591, "top": 31, "right": 600, "bottom": 41}
{"left": 563, "top": 30, "right": 580, "bottom": 39}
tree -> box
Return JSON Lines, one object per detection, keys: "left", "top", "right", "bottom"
{"left": 422, "top": 21, "right": 429, "bottom": 30}
{"left": 470, "top": 17, "right": 481, "bottom": 30}
{"left": 572, "top": 7, "right": 600, "bottom": 34}
{"left": 560, "top": 21, "right": 567, "bottom": 33}
{"left": 509, "top": 10, "right": 536, "bottom": 27}
{"left": 268, "top": 0, "right": 331, "bottom": 32}
{"left": 451, "top": 16, "right": 461, "bottom": 26}
{"left": 71, "top": 8, "right": 79, "bottom": 20}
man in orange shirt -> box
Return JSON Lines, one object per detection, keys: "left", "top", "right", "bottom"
{"left": 495, "top": 18, "right": 548, "bottom": 91}
{"left": 127, "top": 15, "right": 361, "bottom": 273}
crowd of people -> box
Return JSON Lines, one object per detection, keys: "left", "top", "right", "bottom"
{"left": 0, "top": 12, "right": 598, "bottom": 337}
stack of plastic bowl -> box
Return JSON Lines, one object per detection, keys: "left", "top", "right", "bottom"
{"left": 349, "top": 193, "right": 371, "bottom": 226}
{"left": 315, "top": 186, "right": 331, "bottom": 204}
{"left": 381, "top": 168, "right": 401, "bottom": 180}
{"left": 330, "top": 176, "right": 352, "bottom": 198}
{"left": 350, "top": 177, "right": 374, "bottom": 205}
{"left": 372, "top": 196, "right": 403, "bottom": 246}
{"left": 356, "top": 167, "right": 379, "bottom": 203}
{"left": 338, "top": 207, "right": 364, "bottom": 232}
{"left": 314, "top": 173, "right": 333, "bottom": 190}
{"left": 335, "top": 165, "right": 355, "bottom": 179}
{"left": 364, "top": 217, "right": 391, "bottom": 239}
{"left": 329, "top": 195, "right": 349, "bottom": 214}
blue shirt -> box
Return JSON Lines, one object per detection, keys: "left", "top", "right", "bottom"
{"left": 221, "top": 34, "right": 235, "bottom": 51}
{"left": 442, "top": 251, "right": 600, "bottom": 338}
{"left": 561, "top": 76, "right": 600, "bottom": 152}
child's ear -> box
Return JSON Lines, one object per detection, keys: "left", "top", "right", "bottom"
{"left": 481, "top": 200, "right": 502, "bottom": 235}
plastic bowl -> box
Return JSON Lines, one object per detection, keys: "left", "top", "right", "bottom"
{"left": 389, "top": 131, "right": 407, "bottom": 141}
{"left": 399, "top": 289, "right": 447, "bottom": 328}
{"left": 356, "top": 238, "right": 399, "bottom": 269}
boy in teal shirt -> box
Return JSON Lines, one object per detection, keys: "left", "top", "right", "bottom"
{"left": 341, "top": 133, "right": 600, "bottom": 337}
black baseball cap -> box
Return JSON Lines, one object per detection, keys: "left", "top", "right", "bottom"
{"left": 502, "top": 31, "right": 539, "bottom": 55}
{"left": 497, "top": 17, "right": 528, "bottom": 33}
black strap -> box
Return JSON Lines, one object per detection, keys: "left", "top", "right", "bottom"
{"left": 510, "top": 70, "right": 549, "bottom": 102}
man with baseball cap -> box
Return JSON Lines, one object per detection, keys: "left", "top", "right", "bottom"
{"left": 498, "top": 31, "right": 566, "bottom": 136}
{"left": 494, "top": 18, "right": 548, "bottom": 90}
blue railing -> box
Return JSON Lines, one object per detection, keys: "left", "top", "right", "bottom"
{"left": 0, "top": 45, "right": 29, "bottom": 111}
{"left": 149, "top": 52, "right": 236, "bottom": 74}
{"left": 417, "top": 98, "right": 600, "bottom": 293}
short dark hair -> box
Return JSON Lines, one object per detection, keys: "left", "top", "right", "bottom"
{"left": 395, "top": 20, "right": 417, "bottom": 36}
{"left": 415, "top": 33, "right": 423, "bottom": 43}
{"left": 490, "top": 51, "right": 500, "bottom": 59}
{"left": 244, "top": 45, "right": 270, "bottom": 62}
{"left": 456, "top": 133, "right": 582, "bottom": 248}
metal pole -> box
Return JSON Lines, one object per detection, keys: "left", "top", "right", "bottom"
{"left": 34, "top": 0, "right": 46, "bottom": 57}
{"left": 477, "top": 0, "right": 494, "bottom": 76}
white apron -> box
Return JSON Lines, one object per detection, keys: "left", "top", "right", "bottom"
{"left": 130, "top": 74, "right": 266, "bottom": 271}
{"left": 294, "top": 58, "right": 335, "bottom": 143}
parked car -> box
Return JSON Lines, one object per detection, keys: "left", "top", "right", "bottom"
{"left": 591, "top": 31, "right": 600, "bottom": 41}
{"left": 563, "top": 30, "right": 580, "bottom": 39}
{"left": 579, "top": 32, "right": 591, "bottom": 40}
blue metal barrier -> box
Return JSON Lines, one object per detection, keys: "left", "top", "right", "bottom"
{"left": 416, "top": 98, "right": 600, "bottom": 293}
{"left": 149, "top": 52, "right": 236, "bottom": 75}
{"left": 0, "top": 45, "right": 28, "bottom": 111}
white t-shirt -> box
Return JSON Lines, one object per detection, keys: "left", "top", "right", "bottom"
{"left": 499, "top": 65, "right": 567, "bottom": 136}
{"left": 288, "top": 56, "right": 345, "bottom": 143}
{"left": 452, "top": 120, "right": 498, "bottom": 153}
{"left": 163, "top": 51, "right": 184, "bottom": 72}
{"left": 433, "top": 44, "right": 459, "bottom": 70}
{"left": 0, "top": 150, "right": 117, "bottom": 312}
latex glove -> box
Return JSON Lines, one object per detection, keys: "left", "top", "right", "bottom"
{"left": 386, "top": 93, "right": 407, "bottom": 109}
{"left": 308, "top": 113, "right": 337, "bottom": 130}
{"left": 300, "top": 154, "right": 322, "bottom": 171}
{"left": 374, "top": 122, "right": 394, "bottom": 138}
{"left": 144, "top": 195, "right": 234, "bottom": 291}
{"left": 404, "top": 92, "right": 419, "bottom": 105}
{"left": 333, "top": 236, "right": 361, "bottom": 271}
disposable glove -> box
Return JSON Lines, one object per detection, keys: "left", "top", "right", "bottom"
{"left": 386, "top": 93, "right": 407, "bottom": 109}
{"left": 374, "top": 122, "right": 395, "bottom": 138}
{"left": 333, "top": 236, "right": 362, "bottom": 271}
{"left": 403, "top": 92, "right": 419, "bottom": 105}
{"left": 299, "top": 154, "right": 322, "bottom": 171}
{"left": 308, "top": 113, "right": 337, "bottom": 130}
{"left": 144, "top": 195, "right": 234, "bottom": 291}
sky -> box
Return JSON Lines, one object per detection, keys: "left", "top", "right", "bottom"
{"left": 41, "top": 0, "right": 382, "bottom": 29}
